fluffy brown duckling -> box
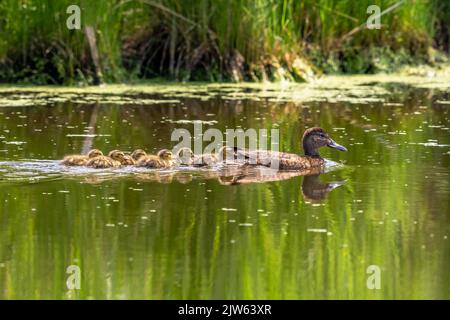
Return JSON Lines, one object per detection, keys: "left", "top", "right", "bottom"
{"left": 86, "top": 150, "right": 122, "bottom": 169}
{"left": 61, "top": 149, "right": 103, "bottom": 166}
{"left": 107, "top": 149, "right": 135, "bottom": 165}
{"left": 131, "top": 149, "right": 147, "bottom": 162}
{"left": 121, "top": 154, "right": 136, "bottom": 165}
{"left": 176, "top": 146, "right": 230, "bottom": 167}
{"left": 234, "top": 127, "right": 347, "bottom": 170}
{"left": 135, "top": 149, "right": 173, "bottom": 169}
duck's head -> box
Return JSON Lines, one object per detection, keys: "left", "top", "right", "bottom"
{"left": 87, "top": 149, "right": 103, "bottom": 158}
{"left": 108, "top": 150, "right": 125, "bottom": 161}
{"left": 157, "top": 149, "right": 173, "bottom": 161}
{"left": 302, "top": 127, "right": 347, "bottom": 157}
{"left": 131, "top": 149, "right": 147, "bottom": 161}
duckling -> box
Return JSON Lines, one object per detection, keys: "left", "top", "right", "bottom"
{"left": 121, "top": 154, "right": 136, "bottom": 165}
{"left": 136, "top": 149, "right": 173, "bottom": 169}
{"left": 107, "top": 149, "right": 135, "bottom": 165}
{"left": 131, "top": 149, "right": 147, "bottom": 161}
{"left": 86, "top": 150, "right": 122, "bottom": 169}
{"left": 61, "top": 149, "right": 103, "bottom": 166}
{"left": 176, "top": 147, "right": 195, "bottom": 166}
{"left": 234, "top": 127, "right": 347, "bottom": 170}
{"left": 176, "top": 146, "right": 229, "bottom": 167}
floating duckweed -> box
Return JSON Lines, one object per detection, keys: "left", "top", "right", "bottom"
{"left": 0, "top": 67, "right": 449, "bottom": 108}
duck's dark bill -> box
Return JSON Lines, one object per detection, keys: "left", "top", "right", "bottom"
{"left": 327, "top": 139, "right": 347, "bottom": 152}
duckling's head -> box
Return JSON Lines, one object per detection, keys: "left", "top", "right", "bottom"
{"left": 131, "top": 149, "right": 147, "bottom": 161}
{"left": 176, "top": 147, "right": 193, "bottom": 165}
{"left": 108, "top": 150, "right": 125, "bottom": 161}
{"left": 302, "top": 127, "right": 347, "bottom": 157}
{"left": 157, "top": 149, "right": 173, "bottom": 161}
{"left": 87, "top": 149, "right": 103, "bottom": 158}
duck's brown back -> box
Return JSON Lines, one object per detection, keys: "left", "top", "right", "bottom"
{"left": 235, "top": 149, "right": 324, "bottom": 170}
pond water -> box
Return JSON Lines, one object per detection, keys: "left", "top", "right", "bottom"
{"left": 0, "top": 80, "right": 449, "bottom": 299}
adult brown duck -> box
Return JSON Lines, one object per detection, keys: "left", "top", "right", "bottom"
{"left": 234, "top": 127, "right": 347, "bottom": 170}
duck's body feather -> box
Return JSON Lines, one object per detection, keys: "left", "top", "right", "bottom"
{"left": 61, "top": 155, "right": 89, "bottom": 166}
{"left": 61, "top": 149, "right": 103, "bottom": 166}
{"left": 136, "top": 155, "right": 165, "bottom": 168}
{"left": 86, "top": 156, "right": 121, "bottom": 168}
{"left": 235, "top": 149, "right": 324, "bottom": 170}
{"left": 132, "top": 149, "right": 173, "bottom": 169}
{"left": 136, "top": 155, "right": 172, "bottom": 168}
{"left": 232, "top": 127, "right": 346, "bottom": 171}
{"left": 120, "top": 155, "right": 135, "bottom": 165}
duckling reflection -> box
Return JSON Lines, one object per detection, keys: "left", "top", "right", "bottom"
{"left": 173, "top": 172, "right": 194, "bottom": 184}
{"left": 156, "top": 172, "right": 174, "bottom": 184}
{"left": 81, "top": 174, "right": 118, "bottom": 184}
{"left": 133, "top": 171, "right": 175, "bottom": 183}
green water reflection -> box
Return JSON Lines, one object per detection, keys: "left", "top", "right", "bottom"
{"left": 0, "top": 85, "right": 449, "bottom": 299}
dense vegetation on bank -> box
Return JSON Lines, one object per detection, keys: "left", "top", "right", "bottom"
{"left": 0, "top": 0, "right": 449, "bottom": 84}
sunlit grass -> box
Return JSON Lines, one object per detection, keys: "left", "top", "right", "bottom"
{"left": 0, "top": 0, "right": 447, "bottom": 83}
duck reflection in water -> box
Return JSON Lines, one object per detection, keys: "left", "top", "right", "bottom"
{"left": 77, "top": 164, "right": 343, "bottom": 201}
{"left": 301, "top": 174, "right": 346, "bottom": 202}
{"left": 216, "top": 165, "right": 345, "bottom": 201}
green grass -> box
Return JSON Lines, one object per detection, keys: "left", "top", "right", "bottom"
{"left": 0, "top": 0, "right": 448, "bottom": 84}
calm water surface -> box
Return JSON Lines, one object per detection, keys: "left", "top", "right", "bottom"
{"left": 0, "top": 84, "right": 449, "bottom": 299}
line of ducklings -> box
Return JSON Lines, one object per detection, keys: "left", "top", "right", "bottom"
{"left": 61, "top": 148, "right": 174, "bottom": 169}
{"left": 61, "top": 146, "right": 230, "bottom": 169}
